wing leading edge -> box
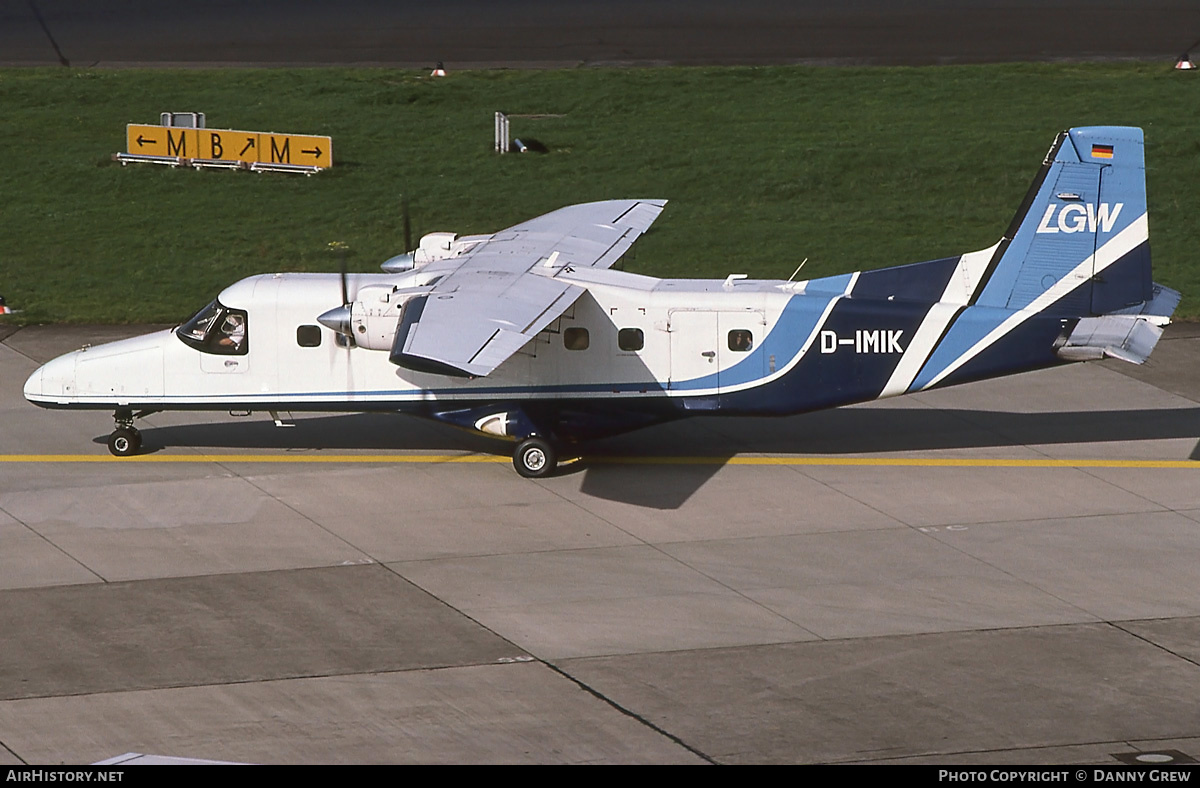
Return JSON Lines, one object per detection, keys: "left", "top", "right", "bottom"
{"left": 391, "top": 199, "right": 666, "bottom": 377}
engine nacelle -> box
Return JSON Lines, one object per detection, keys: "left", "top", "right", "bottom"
{"left": 348, "top": 284, "right": 407, "bottom": 351}
{"left": 379, "top": 233, "right": 489, "bottom": 272}
{"left": 415, "top": 232, "right": 459, "bottom": 263}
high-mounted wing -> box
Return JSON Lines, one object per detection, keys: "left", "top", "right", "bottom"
{"left": 390, "top": 199, "right": 666, "bottom": 377}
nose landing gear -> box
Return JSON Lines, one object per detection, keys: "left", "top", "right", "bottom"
{"left": 106, "top": 408, "right": 143, "bottom": 457}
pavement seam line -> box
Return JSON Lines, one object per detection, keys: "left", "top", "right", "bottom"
{"left": 0, "top": 739, "right": 26, "bottom": 765}
{"left": 0, "top": 661, "right": 538, "bottom": 704}
{"left": 532, "top": 469, "right": 650, "bottom": 547}
{"left": 0, "top": 503, "right": 109, "bottom": 584}
{"left": 532, "top": 476, "right": 827, "bottom": 640}
{"left": 1108, "top": 620, "right": 1200, "bottom": 671}
{"left": 776, "top": 440, "right": 1090, "bottom": 625}
{"left": 785, "top": 458, "right": 913, "bottom": 528}
{"left": 640, "top": 535, "right": 831, "bottom": 640}
{"left": 0, "top": 327, "right": 42, "bottom": 364}
{"left": 376, "top": 556, "right": 719, "bottom": 761}
{"left": 541, "top": 660, "right": 718, "bottom": 765}
{"left": 911, "top": 523, "right": 1102, "bottom": 626}
{"left": 1074, "top": 462, "right": 1187, "bottom": 519}
{"left": 222, "top": 466, "right": 381, "bottom": 565}
{"left": 376, "top": 561, "right": 535, "bottom": 661}
{"left": 1007, "top": 405, "right": 1188, "bottom": 518}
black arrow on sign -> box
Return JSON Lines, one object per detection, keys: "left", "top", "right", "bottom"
{"left": 302, "top": 146, "right": 323, "bottom": 159}
{"left": 136, "top": 135, "right": 157, "bottom": 147}
{"left": 239, "top": 139, "right": 256, "bottom": 156}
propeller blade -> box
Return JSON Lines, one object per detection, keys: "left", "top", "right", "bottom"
{"left": 402, "top": 194, "right": 413, "bottom": 253}
{"left": 324, "top": 243, "right": 356, "bottom": 345}
{"left": 340, "top": 255, "right": 349, "bottom": 306}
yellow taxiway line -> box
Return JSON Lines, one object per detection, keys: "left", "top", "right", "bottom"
{"left": 0, "top": 454, "right": 1198, "bottom": 469}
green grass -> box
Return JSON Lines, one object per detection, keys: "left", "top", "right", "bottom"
{"left": 1, "top": 63, "right": 1198, "bottom": 323}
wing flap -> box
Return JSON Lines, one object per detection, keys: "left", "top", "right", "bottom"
{"left": 391, "top": 278, "right": 585, "bottom": 377}
{"left": 388, "top": 199, "right": 666, "bottom": 377}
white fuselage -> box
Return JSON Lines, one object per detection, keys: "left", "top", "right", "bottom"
{"left": 24, "top": 269, "right": 800, "bottom": 410}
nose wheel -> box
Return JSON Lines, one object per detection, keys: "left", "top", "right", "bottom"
{"left": 107, "top": 427, "right": 142, "bottom": 457}
{"left": 107, "top": 408, "right": 143, "bottom": 457}
{"left": 513, "top": 436, "right": 557, "bottom": 478}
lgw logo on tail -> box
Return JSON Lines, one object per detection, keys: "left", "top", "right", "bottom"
{"left": 819, "top": 330, "right": 905, "bottom": 355}
{"left": 1035, "top": 202, "right": 1123, "bottom": 234}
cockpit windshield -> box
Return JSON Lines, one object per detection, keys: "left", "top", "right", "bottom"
{"left": 177, "top": 299, "right": 249, "bottom": 355}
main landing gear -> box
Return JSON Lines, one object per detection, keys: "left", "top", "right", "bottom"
{"left": 107, "top": 408, "right": 142, "bottom": 457}
{"left": 513, "top": 436, "right": 558, "bottom": 478}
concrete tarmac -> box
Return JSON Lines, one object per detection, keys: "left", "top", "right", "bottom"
{"left": 1, "top": 324, "right": 1198, "bottom": 764}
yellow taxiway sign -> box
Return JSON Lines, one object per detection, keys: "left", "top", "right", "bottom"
{"left": 127, "top": 124, "right": 199, "bottom": 158}
{"left": 125, "top": 124, "right": 333, "bottom": 167}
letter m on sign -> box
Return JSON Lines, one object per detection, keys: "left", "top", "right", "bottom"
{"left": 166, "top": 130, "right": 187, "bottom": 157}
{"left": 269, "top": 136, "right": 291, "bottom": 163}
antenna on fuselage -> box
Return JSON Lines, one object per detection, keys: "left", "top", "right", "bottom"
{"left": 788, "top": 257, "right": 809, "bottom": 281}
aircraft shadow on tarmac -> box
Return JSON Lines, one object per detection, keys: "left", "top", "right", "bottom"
{"left": 91, "top": 406, "right": 1200, "bottom": 510}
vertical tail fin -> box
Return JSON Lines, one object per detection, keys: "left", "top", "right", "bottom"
{"left": 908, "top": 127, "right": 1174, "bottom": 390}
{"left": 973, "top": 126, "right": 1151, "bottom": 316}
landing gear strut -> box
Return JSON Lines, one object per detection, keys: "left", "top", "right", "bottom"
{"left": 513, "top": 436, "right": 557, "bottom": 478}
{"left": 107, "top": 409, "right": 142, "bottom": 457}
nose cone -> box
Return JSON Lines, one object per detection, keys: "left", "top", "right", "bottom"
{"left": 24, "top": 352, "right": 77, "bottom": 405}
{"left": 318, "top": 304, "right": 353, "bottom": 336}
{"left": 380, "top": 251, "right": 416, "bottom": 273}
{"left": 22, "top": 366, "right": 42, "bottom": 401}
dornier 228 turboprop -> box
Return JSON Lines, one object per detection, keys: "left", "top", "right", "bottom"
{"left": 25, "top": 127, "right": 1178, "bottom": 477}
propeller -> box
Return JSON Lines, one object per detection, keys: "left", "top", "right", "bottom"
{"left": 340, "top": 248, "right": 349, "bottom": 307}
{"left": 402, "top": 194, "right": 413, "bottom": 255}
{"left": 318, "top": 242, "right": 355, "bottom": 339}
{"left": 380, "top": 194, "right": 420, "bottom": 273}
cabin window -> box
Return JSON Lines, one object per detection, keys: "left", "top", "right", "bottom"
{"left": 177, "top": 300, "right": 249, "bottom": 356}
{"left": 728, "top": 329, "right": 753, "bottom": 352}
{"left": 297, "top": 325, "right": 322, "bottom": 347}
{"left": 618, "top": 328, "right": 644, "bottom": 352}
{"left": 564, "top": 327, "right": 589, "bottom": 350}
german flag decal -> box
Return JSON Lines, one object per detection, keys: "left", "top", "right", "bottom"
{"left": 1092, "top": 144, "right": 1114, "bottom": 159}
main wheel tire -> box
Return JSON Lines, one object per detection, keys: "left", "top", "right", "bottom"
{"left": 108, "top": 427, "right": 140, "bottom": 457}
{"left": 513, "top": 437, "right": 557, "bottom": 478}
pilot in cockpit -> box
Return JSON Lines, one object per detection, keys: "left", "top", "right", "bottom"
{"left": 217, "top": 313, "right": 245, "bottom": 350}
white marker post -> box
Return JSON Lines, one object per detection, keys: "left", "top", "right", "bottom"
{"left": 495, "top": 112, "right": 510, "bottom": 154}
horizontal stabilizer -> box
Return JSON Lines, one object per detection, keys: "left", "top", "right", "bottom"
{"left": 1056, "top": 315, "right": 1165, "bottom": 364}
{"left": 1056, "top": 280, "right": 1179, "bottom": 365}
